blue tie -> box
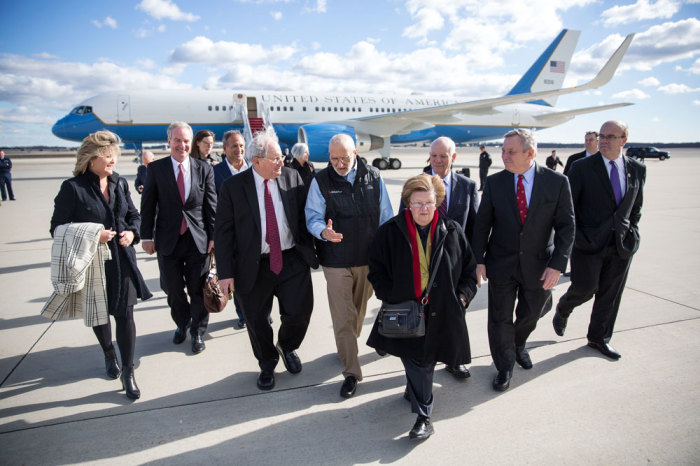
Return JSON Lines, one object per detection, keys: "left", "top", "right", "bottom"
{"left": 609, "top": 161, "right": 623, "bottom": 205}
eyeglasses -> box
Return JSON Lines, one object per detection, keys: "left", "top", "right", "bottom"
{"left": 263, "top": 156, "right": 284, "bottom": 165}
{"left": 410, "top": 202, "right": 436, "bottom": 209}
{"left": 330, "top": 156, "right": 353, "bottom": 165}
{"left": 598, "top": 134, "right": 624, "bottom": 140}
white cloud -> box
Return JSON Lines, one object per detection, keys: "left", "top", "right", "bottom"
{"left": 612, "top": 89, "right": 651, "bottom": 99}
{"left": 271, "top": 11, "right": 282, "bottom": 20}
{"left": 402, "top": 7, "right": 444, "bottom": 40}
{"left": 638, "top": 76, "right": 660, "bottom": 86}
{"left": 658, "top": 83, "right": 700, "bottom": 93}
{"left": 303, "top": 0, "right": 326, "bottom": 13}
{"left": 693, "top": 100, "right": 700, "bottom": 105}
{"left": 652, "top": 117, "right": 661, "bottom": 122}
{"left": 158, "top": 24, "right": 167, "bottom": 32}
{"left": 600, "top": 0, "right": 680, "bottom": 27}
{"left": 169, "top": 37, "right": 298, "bottom": 64}
{"left": 104, "top": 17, "right": 118, "bottom": 29}
{"left": 136, "top": 0, "right": 199, "bottom": 22}
{"left": 624, "top": 18, "right": 700, "bottom": 71}
{"left": 311, "top": 41, "right": 321, "bottom": 51}
{"left": 92, "top": 17, "right": 117, "bottom": 29}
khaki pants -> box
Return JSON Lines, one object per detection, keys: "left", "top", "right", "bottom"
{"left": 322, "top": 265, "right": 374, "bottom": 380}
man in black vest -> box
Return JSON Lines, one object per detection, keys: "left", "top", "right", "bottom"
{"left": 305, "top": 134, "right": 393, "bottom": 399}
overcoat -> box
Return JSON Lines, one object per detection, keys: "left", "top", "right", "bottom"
{"left": 366, "top": 212, "right": 477, "bottom": 367}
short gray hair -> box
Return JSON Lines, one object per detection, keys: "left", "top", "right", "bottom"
{"left": 504, "top": 128, "right": 537, "bottom": 153}
{"left": 291, "top": 142, "right": 308, "bottom": 160}
{"left": 247, "top": 127, "right": 280, "bottom": 160}
{"left": 329, "top": 133, "right": 355, "bottom": 152}
{"left": 223, "top": 129, "right": 243, "bottom": 147}
{"left": 430, "top": 136, "right": 456, "bottom": 155}
{"left": 167, "top": 121, "right": 193, "bottom": 140}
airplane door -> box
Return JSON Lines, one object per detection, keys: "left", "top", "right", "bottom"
{"left": 247, "top": 97, "right": 258, "bottom": 118}
{"left": 512, "top": 108, "right": 520, "bottom": 126}
{"left": 118, "top": 95, "right": 132, "bottom": 123}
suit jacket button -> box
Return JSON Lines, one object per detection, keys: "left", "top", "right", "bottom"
{"left": 431, "top": 312, "right": 436, "bottom": 316}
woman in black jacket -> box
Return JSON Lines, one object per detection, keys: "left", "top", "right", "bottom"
{"left": 50, "top": 130, "right": 151, "bottom": 399}
{"left": 289, "top": 142, "right": 315, "bottom": 188}
{"left": 367, "top": 174, "right": 477, "bottom": 440}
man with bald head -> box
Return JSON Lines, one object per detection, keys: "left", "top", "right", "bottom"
{"left": 553, "top": 120, "right": 645, "bottom": 360}
{"left": 134, "top": 150, "right": 155, "bottom": 194}
{"left": 216, "top": 128, "right": 317, "bottom": 390}
{"left": 305, "top": 133, "right": 393, "bottom": 398}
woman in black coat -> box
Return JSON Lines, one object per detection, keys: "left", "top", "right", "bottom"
{"left": 367, "top": 174, "right": 477, "bottom": 440}
{"left": 289, "top": 142, "right": 315, "bottom": 189}
{"left": 50, "top": 130, "right": 151, "bottom": 399}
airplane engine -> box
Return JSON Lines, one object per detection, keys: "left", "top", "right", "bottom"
{"left": 298, "top": 124, "right": 383, "bottom": 163}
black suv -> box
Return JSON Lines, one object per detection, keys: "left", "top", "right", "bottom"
{"left": 626, "top": 146, "right": 670, "bottom": 161}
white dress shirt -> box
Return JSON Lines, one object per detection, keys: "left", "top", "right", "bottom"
{"left": 252, "top": 168, "right": 294, "bottom": 254}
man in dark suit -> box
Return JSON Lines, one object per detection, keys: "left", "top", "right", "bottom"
{"left": 140, "top": 122, "right": 217, "bottom": 355}
{"left": 472, "top": 129, "right": 574, "bottom": 392}
{"left": 421, "top": 136, "right": 479, "bottom": 379}
{"left": 213, "top": 130, "right": 249, "bottom": 329}
{"left": 478, "top": 145, "right": 492, "bottom": 191}
{"left": 563, "top": 131, "right": 599, "bottom": 177}
{"left": 553, "top": 121, "right": 645, "bottom": 360}
{"left": 134, "top": 150, "right": 155, "bottom": 194}
{"left": 546, "top": 150, "right": 564, "bottom": 171}
{"left": 216, "top": 128, "right": 317, "bottom": 391}
{"left": 213, "top": 130, "right": 248, "bottom": 193}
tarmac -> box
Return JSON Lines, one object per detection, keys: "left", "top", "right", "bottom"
{"left": 0, "top": 146, "right": 698, "bottom": 465}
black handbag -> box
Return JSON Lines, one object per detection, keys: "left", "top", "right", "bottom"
{"left": 377, "top": 246, "right": 443, "bottom": 338}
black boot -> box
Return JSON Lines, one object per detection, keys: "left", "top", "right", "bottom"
{"left": 121, "top": 366, "right": 140, "bottom": 400}
{"left": 104, "top": 348, "right": 120, "bottom": 379}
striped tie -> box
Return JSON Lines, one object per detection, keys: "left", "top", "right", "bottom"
{"left": 438, "top": 198, "right": 448, "bottom": 218}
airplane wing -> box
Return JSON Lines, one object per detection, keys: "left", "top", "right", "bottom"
{"left": 534, "top": 103, "right": 634, "bottom": 123}
{"left": 338, "top": 33, "right": 635, "bottom": 137}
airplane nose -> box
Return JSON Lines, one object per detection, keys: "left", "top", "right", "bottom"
{"left": 52, "top": 118, "right": 66, "bottom": 138}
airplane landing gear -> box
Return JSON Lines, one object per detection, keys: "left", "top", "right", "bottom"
{"left": 372, "top": 157, "right": 401, "bottom": 170}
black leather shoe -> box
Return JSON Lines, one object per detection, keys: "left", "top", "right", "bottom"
{"left": 403, "top": 388, "right": 410, "bottom": 402}
{"left": 121, "top": 366, "right": 140, "bottom": 400}
{"left": 409, "top": 415, "right": 434, "bottom": 440}
{"left": 340, "top": 376, "right": 357, "bottom": 398}
{"left": 104, "top": 349, "right": 120, "bottom": 379}
{"left": 236, "top": 318, "right": 246, "bottom": 329}
{"left": 257, "top": 370, "right": 275, "bottom": 390}
{"left": 173, "top": 327, "right": 187, "bottom": 344}
{"left": 587, "top": 341, "right": 621, "bottom": 360}
{"left": 192, "top": 335, "right": 205, "bottom": 354}
{"left": 553, "top": 310, "right": 568, "bottom": 336}
{"left": 515, "top": 347, "right": 533, "bottom": 369}
{"left": 445, "top": 364, "right": 471, "bottom": 379}
{"left": 276, "top": 343, "right": 302, "bottom": 374}
{"left": 493, "top": 370, "right": 512, "bottom": 392}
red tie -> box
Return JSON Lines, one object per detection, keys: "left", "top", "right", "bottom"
{"left": 438, "top": 197, "right": 448, "bottom": 218}
{"left": 177, "top": 163, "right": 188, "bottom": 235}
{"left": 516, "top": 174, "right": 527, "bottom": 225}
{"left": 264, "top": 179, "right": 283, "bottom": 275}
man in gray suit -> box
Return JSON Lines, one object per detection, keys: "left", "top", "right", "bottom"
{"left": 472, "top": 129, "right": 574, "bottom": 392}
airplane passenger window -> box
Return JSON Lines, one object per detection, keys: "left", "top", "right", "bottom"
{"left": 208, "top": 106, "right": 212, "bottom": 111}
{"left": 284, "top": 106, "right": 287, "bottom": 111}
{"left": 215, "top": 106, "right": 220, "bottom": 111}
{"left": 303, "top": 107, "right": 307, "bottom": 111}
{"left": 315, "top": 107, "right": 319, "bottom": 111}
{"left": 340, "top": 107, "right": 343, "bottom": 112}
{"left": 290, "top": 106, "right": 293, "bottom": 111}
{"left": 358, "top": 107, "right": 362, "bottom": 112}
{"left": 334, "top": 107, "right": 338, "bottom": 111}
{"left": 352, "top": 107, "right": 356, "bottom": 112}
{"left": 277, "top": 106, "right": 281, "bottom": 111}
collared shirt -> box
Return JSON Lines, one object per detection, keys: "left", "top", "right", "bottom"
{"left": 604, "top": 154, "right": 627, "bottom": 194}
{"left": 252, "top": 168, "right": 294, "bottom": 254}
{"left": 225, "top": 158, "right": 248, "bottom": 176}
{"left": 170, "top": 155, "right": 191, "bottom": 200}
{"left": 305, "top": 162, "right": 394, "bottom": 240}
{"left": 430, "top": 169, "right": 452, "bottom": 208}
{"left": 513, "top": 163, "right": 537, "bottom": 207}
{"left": 585, "top": 151, "right": 594, "bottom": 157}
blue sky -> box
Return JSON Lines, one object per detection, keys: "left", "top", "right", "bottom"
{"left": 0, "top": 0, "right": 698, "bottom": 146}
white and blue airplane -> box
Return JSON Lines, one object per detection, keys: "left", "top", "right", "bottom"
{"left": 52, "top": 29, "right": 634, "bottom": 169}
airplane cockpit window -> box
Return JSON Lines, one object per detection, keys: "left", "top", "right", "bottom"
{"left": 72, "top": 106, "right": 84, "bottom": 115}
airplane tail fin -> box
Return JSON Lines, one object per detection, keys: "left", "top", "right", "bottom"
{"left": 506, "top": 29, "right": 581, "bottom": 107}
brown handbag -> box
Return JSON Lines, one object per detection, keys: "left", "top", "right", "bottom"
{"left": 203, "top": 250, "right": 228, "bottom": 313}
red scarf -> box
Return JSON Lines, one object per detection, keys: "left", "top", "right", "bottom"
{"left": 404, "top": 209, "right": 438, "bottom": 302}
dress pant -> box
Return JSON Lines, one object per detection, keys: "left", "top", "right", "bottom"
{"left": 557, "top": 243, "right": 632, "bottom": 343}
{"left": 0, "top": 173, "right": 13, "bottom": 200}
{"left": 238, "top": 248, "right": 314, "bottom": 372}
{"left": 322, "top": 265, "right": 374, "bottom": 381}
{"left": 487, "top": 267, "right": 550, "bottom": 373}
{"left": 157, "top": 230, "right": 209, "bottom": 337}
{"left": 402, "top": 357, "right": 435, "bottom": 418}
